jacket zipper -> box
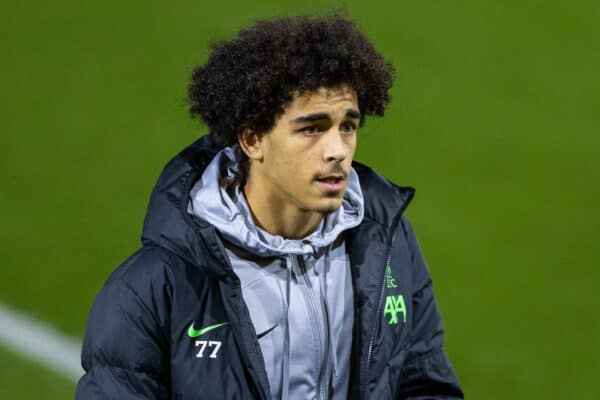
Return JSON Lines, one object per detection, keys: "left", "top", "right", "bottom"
{"left": 365, "top": 229, "right": 396, "bottom": 370}
{"left": 365, "top": 207, "right": 406, "bottom": 374}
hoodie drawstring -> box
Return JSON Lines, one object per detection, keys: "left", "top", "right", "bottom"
{"left": 325, "top": 245, "right": 339, "bottom": 377}
{"left": 280, "top": 257, "right": 291, "bottom": 400}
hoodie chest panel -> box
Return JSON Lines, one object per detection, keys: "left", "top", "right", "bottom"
{"left": 233, "top": 255, "right": 326, "bottom": 400}
{"left": 226, "top": 243, "right": 354, "bottom": 400}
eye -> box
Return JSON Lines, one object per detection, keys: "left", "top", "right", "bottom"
{"left": 340, "top": 121, "right": 357, "bottom": 134}
{"left": 299, "top": 125, "right": 319, "bottom": 135}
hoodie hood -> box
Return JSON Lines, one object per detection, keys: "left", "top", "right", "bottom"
{"left": 187, "top": 147, "right": 364, "bottom": 256}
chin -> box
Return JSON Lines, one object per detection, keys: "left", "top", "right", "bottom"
{"left": 311, "top": 197, "right": 344, "bottom": 213}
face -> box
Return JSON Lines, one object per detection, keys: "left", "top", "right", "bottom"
{"left": 245, "top": 84, "right": 360, "bottom": 213}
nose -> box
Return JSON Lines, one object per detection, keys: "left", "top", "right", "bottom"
{"left": 322, "top": 129, "right": 352, "bottom": 163}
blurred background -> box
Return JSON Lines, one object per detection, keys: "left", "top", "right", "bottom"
{"left": 1, "top": 0, "right": 598, "bottom": 398}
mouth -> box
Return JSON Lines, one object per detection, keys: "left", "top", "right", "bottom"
{"left": 315, "top": 175, "right": 346, "bottom": 192}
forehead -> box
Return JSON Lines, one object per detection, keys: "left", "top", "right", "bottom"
{"left": 284, "top": 85, "right": 358, "bottom": 116}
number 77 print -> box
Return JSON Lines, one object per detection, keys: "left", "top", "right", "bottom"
{"left": 195, "top": 340, "right": 222, "bottom": 359}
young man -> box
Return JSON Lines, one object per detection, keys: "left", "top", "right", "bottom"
{"left": 76, "top": 14, "right": 463, "bottom": 400}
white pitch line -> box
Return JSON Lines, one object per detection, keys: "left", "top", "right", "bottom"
{"left": 0, "top": 301, "right": 83, "bottom": 382}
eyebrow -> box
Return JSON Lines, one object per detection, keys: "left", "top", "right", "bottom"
{"left": 346, "top": 109, "right": 361, "bottom": 120}
{"left": 291, "top": 108, "right": 361, "bottom": 124}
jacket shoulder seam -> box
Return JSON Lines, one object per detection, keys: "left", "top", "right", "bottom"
{"left": 113, "top": 243, "right": 187, "bottom": 279}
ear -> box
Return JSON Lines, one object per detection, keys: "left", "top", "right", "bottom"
{"left": 237, "top": 126, "right": 264, "bottom": 161}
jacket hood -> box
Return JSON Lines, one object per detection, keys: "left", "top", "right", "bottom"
{"left": 141, "top": 135, "right": 415, "bottom": 273}
{"left": 186, "top": 147, "right": 364, "bottom": 257}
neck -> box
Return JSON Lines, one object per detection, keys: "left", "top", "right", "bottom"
{"left": 243, "top": 180, "right": 323, "bottom": 240}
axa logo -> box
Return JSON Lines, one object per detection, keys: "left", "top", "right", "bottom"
{"left": 384, "top": 294, "right": 406, "bottom": 325}
{"left": 187, "top": 321, "right": 228, "bottom": 359}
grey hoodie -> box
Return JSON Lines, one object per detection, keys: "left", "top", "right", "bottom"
{"left": 188, "top": 147, "right": 364, "bottom": 400}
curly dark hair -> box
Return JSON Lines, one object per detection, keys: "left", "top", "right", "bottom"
{"left": 188, "top": 13, "right": 394, "bottom": 184}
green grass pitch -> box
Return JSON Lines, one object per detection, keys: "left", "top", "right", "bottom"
{"left": 1, "top": 0, "right": 598, "bottom": 397}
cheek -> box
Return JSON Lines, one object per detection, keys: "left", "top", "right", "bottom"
{"left": 284, "top": 156, "right": 312, "bottom": 184}
{"left": 274, "top": 147, "right": 314, "bottom": 178}
{"left": 347, "top": 136, "right": 357, "bottom": 156}
{"left": 268, "top": 149, "right": 305, "bottom": 185}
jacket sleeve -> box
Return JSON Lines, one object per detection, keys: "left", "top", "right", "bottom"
{"left": 396, "top": 217, "right": 463, "bottom": 399}
{"left": 76, "top": 278, "right": 170, "bottom": 399}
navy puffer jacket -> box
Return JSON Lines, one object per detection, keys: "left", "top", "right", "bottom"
{"left": 76, "top": 135, "right": 463, "bottom": 399}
